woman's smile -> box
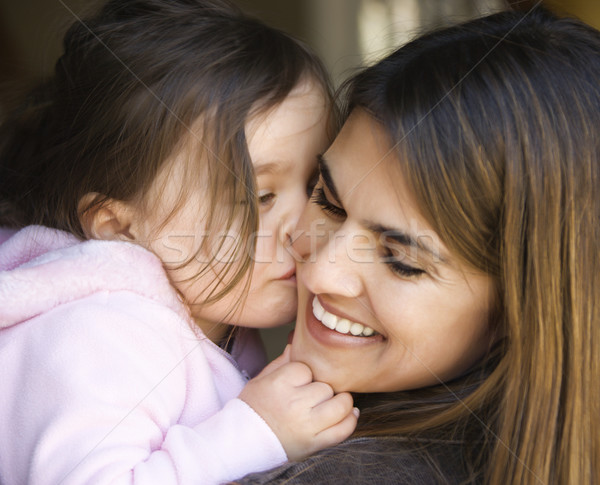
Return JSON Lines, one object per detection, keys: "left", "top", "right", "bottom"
{"left": 312, "top": 296, "right": 378, "bottom": 337}
{"left": 305, "top": 295, "right": 383, "bottom": 347}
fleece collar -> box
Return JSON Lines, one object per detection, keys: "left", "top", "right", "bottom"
{"left": 0, "top": 226, "right": 186, "bottom": 328}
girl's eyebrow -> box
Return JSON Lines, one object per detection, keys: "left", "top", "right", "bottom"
{"left": 254, "top": 159, "right": 293, "bottom": 176}
{"left": 317, "top": 154, "right": 342, "bottom": 203}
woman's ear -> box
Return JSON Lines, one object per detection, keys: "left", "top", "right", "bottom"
{"left": 78, "top": 193, "right": 136, "bottom": 241}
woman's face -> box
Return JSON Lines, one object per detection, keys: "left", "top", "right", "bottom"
{"left": 290, "top": 110, "right": 495, "bottom": 393}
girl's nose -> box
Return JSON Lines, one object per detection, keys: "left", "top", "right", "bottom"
{"left": 280, "top": 188, "right": 310, "bottom": 247}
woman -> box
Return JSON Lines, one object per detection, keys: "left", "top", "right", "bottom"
{"left": 237, "top": 6, "right": 599, "bottom": 484}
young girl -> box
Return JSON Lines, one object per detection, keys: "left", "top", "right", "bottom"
{"left": 0, "top": 1, "right": 358, "bottom": 483}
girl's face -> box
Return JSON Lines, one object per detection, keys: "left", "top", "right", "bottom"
{"left": 236, "top": 79, "right": 329, "bottom": 328}
{"left": 290, "top": 110, "right": 495, "bottom": 393}
{"left": 138, "top": 80, "right": 329, "bottom": 341}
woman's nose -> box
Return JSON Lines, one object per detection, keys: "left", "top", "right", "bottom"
{"left": 293, "top": 216, "right": 364, "bottom": 298}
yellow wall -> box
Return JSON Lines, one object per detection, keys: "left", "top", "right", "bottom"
{"left": 550, "top": 0, "right": 600, "bottom": 29}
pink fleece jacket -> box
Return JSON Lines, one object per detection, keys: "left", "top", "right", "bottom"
{"left": 0, "top": 226, "right": 286, "bottom": 485}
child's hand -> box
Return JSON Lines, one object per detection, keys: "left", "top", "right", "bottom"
{"left": 238, "top": 345, "right": 358, "bottom": 461}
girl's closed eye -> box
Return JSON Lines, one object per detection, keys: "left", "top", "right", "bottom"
{"left": 258, "top": 190, "right": 276, "bottom": 208}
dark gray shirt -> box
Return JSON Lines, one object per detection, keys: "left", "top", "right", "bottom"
{"left": 233, "top": 436, "right": 481, "bottom": 485}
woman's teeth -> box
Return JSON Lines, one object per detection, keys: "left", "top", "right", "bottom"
{"left": 312, "top": 297, "right": 376, "bottom": 337}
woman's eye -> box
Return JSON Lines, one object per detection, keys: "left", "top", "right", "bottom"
{"left": 387, "top": 260, "right": 425, "bottom": 278}
{"left": 306, "top": 170, "right": 319, "bottom": 197}
{"left": 310, "top": 185, "right": 346, "bottom": 219}
{"left": 381, "top": 247, "right": 426, "bottom": 278}
{"left": 258, "top": 192, "right": 276, "bottom": 205}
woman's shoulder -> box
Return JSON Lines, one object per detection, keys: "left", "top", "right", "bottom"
{"left": 235, "top": 436, "right": 481, "bottom": 485}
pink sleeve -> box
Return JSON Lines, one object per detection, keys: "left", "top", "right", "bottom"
{"left": 0, "top": 293, "right": 286, "bottom": 485}
{"left": 155, "top": 399, "right": 286, "bottom": 484}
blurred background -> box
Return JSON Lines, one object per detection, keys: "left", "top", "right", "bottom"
{"left": 2, "top": 0, "right": 599, "bottom": 95}
{"left": 1, "top": 0, "right": 599, "bottom": 358}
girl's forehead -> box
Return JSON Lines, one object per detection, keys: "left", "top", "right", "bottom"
{"left": 246, "top": 84, "right": 329, "bottom": 175}
{"left": 246, "top": 83, "right": 327, "bottom": 138}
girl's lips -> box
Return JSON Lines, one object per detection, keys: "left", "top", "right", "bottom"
{"left": 278, "top": 268, "right": 296, "bottom": 281}
{"left": 303, "top": 295, "right": 383, "bottom": 348}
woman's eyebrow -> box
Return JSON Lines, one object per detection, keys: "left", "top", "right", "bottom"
{"left": 317, "top": 154, "right": 342, "bottom": 203}
{"left": 366, "top": 222, "right": 449, "bottom": 264}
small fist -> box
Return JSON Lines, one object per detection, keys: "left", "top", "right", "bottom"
{"left": 239, "top": 346, "right": 359, "bottom": 461}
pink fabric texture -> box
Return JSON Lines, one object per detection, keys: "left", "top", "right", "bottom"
{"left": 0, "top": 226, "right": 286, "bottom": 484}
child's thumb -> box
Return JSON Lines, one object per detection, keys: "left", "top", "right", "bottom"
{"left": 257, "top": 344, "right": 291, "bottom": 376}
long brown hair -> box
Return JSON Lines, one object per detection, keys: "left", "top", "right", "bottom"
{"left": 344, "top": 7, "right": 599, "bottom": 484}
{"left": 0, "top": 0, "right": 334, "bottom": 306}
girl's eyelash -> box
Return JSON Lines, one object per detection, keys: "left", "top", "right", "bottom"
{"left": 311, "top": 186, "right": 346, "bottom": 218}
{"left": 258, "top": 192, "right": 275, "bottom": 205}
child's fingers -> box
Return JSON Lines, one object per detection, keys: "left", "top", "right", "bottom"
{"left": 312, "top": 406, "right": 359, "bottom": 451}
{"left": 251, "top": 359, "right": 313, "bottom": 389}
{"left": 310, "top": 391, "right": 354, "bottom": 428}
{"left": 295, "top": 381, "right": 334, "bottom": 406}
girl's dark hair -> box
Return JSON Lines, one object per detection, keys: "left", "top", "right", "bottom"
{"left": 0, "top": 0, "right": 334, "bottom": 304}
{"left": 342, "top": 6, "right": 599, "bottom": 484}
